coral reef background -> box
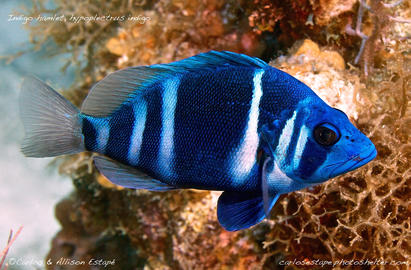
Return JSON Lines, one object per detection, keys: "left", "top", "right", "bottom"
{"left": 7, "top": 0, "right": 411, "bottom": 269}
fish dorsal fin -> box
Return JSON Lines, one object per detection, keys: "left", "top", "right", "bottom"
{"left": 161, "top": 50, "right": 268, "bottom": 70}
{"left": 94, "top": 156, "right": 176, "bottom": 191}
{"left": 81, "top": 66, "right": 168, "bottom": 117}
{"left": 81, "top": 51, "right": 267, "bottom": 117}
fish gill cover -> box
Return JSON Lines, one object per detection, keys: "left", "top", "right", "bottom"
{"left": 15, "top": 0, "right": 410, "bottom": 269}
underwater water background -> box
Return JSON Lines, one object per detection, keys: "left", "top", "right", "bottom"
{"left": 0, "top": 0, "right": 74, "bottom": 268}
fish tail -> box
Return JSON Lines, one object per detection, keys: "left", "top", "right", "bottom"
{"left": 19, "top": 76, "right": 84, "bottom": 157}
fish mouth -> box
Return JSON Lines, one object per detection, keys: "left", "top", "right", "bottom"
{"left": 329, "top": 147, "right": 377, "bottom": 178}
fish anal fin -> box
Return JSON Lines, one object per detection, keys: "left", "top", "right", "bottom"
{"left": 94, "top": 156, "right": 175, "bottom": 191}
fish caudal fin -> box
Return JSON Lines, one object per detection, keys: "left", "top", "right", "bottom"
{"left": 19, "top": 77, "right": 84, "bottom": 157}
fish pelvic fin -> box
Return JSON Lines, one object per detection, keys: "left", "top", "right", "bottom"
{"left": 217, "top": 191, "right": 279, "bottom": 231}
{"left": 19, "top": 76, "right": 84, "bottom": 157}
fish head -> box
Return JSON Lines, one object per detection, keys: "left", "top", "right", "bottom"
{"left": 284, "top": 104, "right": 377, "bottom": 184}
{"left": 260, "top": 99, "right": 377, "bottom": 189}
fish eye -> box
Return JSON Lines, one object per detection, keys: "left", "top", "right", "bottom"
{"left": 314, "top": 123, "right": 340, "bottom": 146}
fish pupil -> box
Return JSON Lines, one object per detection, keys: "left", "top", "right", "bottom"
{"left": 314, "top": 125, "right": 338, "bottom": 146}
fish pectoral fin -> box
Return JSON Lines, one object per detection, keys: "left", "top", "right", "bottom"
{"left": 94, "top": 156, "right": 176, "bottom": 191}
{"left": 261, "top": 155, "right": 283, "bottom": 218}
{"left": 259, "top": 125, "right": 285, "bottom": 217}
{"left": 261, "top": 155, "right": 273, "bottom": 217}
{"left": 217, "top": 191, "right": 279, "bottom": 231}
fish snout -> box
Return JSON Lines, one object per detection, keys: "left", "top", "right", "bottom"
{"left": 329, "top": 145, "right": 377, "bottom": 178}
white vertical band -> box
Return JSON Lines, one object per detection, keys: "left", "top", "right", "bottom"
{"left": 128, "top": 101, "right": 148, "bottom": 166}
{"left": 231, "top": 69, "right": 265, "bottom": 181}
{"left": 293, "top": 124, "right": 309, "bottom": 169}
{"left": 275, "top": 110, "right": 297, "bottom": 165}
{"left": 158, "top": 77, "right": 180, "bottom": 176}
{"left": 96, "top": 118, "right": 110, "bottom": 153}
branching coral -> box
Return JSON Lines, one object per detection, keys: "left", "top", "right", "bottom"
{"left": 345, "top": 0, "right": 411, "bottom": 76}
{"left": 0, "top": 227, "right": 23, "bottom": 270}
{"left": 262, "top": 39, "right": 410, "bottom": 270}
{"left": 103, "top": 0, "right": 266, "bottom": 69}
{"left": 247, "top": 0, "right": 358, "bottom": 49}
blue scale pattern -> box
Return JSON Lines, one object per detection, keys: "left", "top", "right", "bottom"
{"left": 135, "top": 83, "right": 165, "bottom": 180}
{"left": 105, "top": 104, "right": 135, "bottom": 164}
{"left": 259, "top": 69, "right": 315, "bottom": 116}
{"left": 296, "top": 138, "right": 328, "bottom": 179}
{"left": 80, "top": 65, "right": 324, "bottom": 192}
{"left": 171, "top": 67, "right": 258, "bottom": 191}
{"left": 82, "top": 116, "right": 97, "bottom": 151}
{"left": 71, "top": 51, "right": 378, "bottom": 231}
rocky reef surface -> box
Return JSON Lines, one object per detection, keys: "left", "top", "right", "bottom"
{"left": 20, "top": 0, "right": 410, "bottom": 269}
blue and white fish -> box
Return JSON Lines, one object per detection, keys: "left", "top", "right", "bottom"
{"left": 19, "top": 51, "right": 377, "bottom": 231}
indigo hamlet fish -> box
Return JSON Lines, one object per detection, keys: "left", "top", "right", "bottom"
{"left": 19, "top": 51, "right": 377, "bottom": 231}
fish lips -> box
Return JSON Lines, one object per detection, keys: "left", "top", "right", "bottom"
{"left": 328, "top": 147, "right": 377, "bottom": 178}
